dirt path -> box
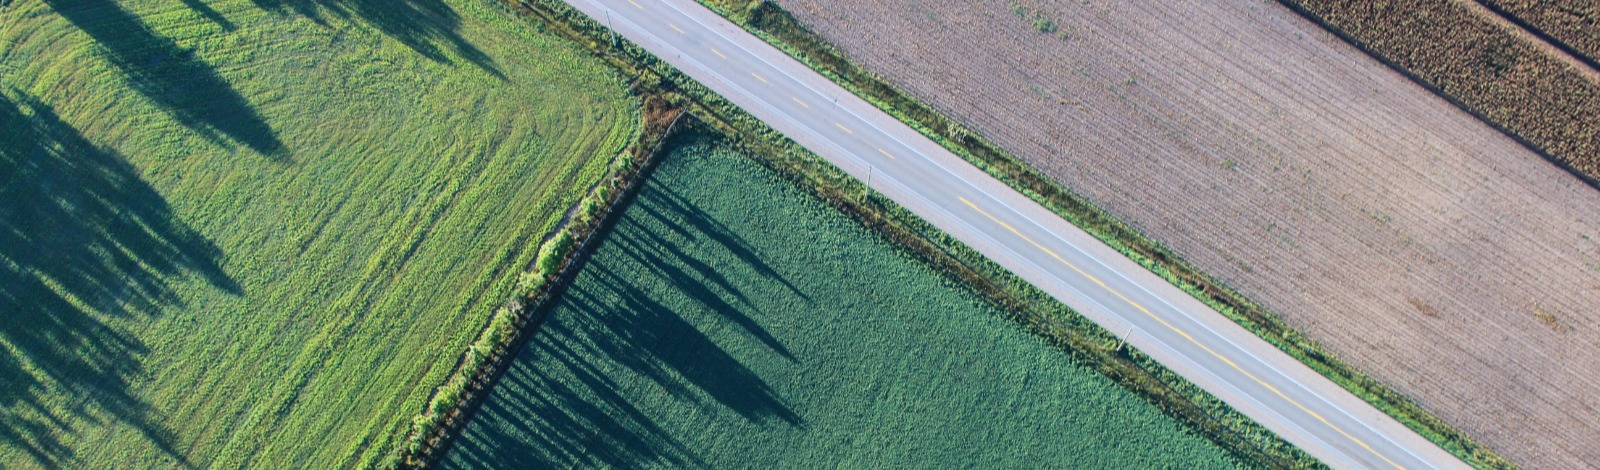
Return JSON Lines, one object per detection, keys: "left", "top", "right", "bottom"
{"left": 772, "top": 0, "right": 1600, "bottom": 467}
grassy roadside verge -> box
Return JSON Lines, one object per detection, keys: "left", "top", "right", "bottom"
{"left": 446, "top": 0, "right": 1330, "bottom": 467}
{"left": 686, "top": 0, "right": 1514, "bottom": 468}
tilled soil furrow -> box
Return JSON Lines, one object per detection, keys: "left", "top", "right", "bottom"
{"left": 768, "top": 0, "right": 1600, "bottom": 466}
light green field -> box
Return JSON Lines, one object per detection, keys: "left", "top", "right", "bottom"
{"left": 442, "top": 139, "right": 1246, "bottom": 468}
{"left": 0, "top": 0, "right": 634, "bottom": 467}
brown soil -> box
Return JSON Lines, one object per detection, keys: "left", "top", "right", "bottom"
{"left": 1478, "top": 0, "right": 1600, "bottom": 68}
{"left": 1278, "top": 0, "right": 1600, "bottom": 184}
{"left": 772, "top": 0, "right": 1600, "bottom": 467}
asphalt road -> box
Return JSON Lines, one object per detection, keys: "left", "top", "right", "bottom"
{"left": 565, "top": 0, "right": 1469, "bottom": 467}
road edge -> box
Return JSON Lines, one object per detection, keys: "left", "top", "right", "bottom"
{"left": 688, "top": 0, "right": 1512, "bottom": 468}
{"left": 474, "top": 0, "right": 1330, "bottom": 467}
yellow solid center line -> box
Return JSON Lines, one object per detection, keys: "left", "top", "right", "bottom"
{"left": 711, "top": 48, "right": 727, "bottom": 59}
{"left": 835, "top": 122, "right": 853, "bottom": 134}
{"left": 792, "top": 97, "right": 810, "bottom": 108}
{"left": 957, "top": 196, "right": 1406, "bottom": 470}
{"left": 751, "top": 72, "right": 768, "bottom": 83}
{"left": 878, "top": 148, "right": 896, "bottom": 159}
{"left": 628, "top": 0, "right": 642, "bottom": 9}
{"left": 669, "top": 23, "right": 685, "bottom": 34}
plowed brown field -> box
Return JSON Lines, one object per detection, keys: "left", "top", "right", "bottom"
{"left": 771, "top": 0, "right": 1600, "bottom": 467}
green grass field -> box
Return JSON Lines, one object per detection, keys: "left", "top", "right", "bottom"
{"left": 0, "top": 0, "right": 635, "bottom": 467}
{"left": 442, "top": 139, "right": 1246, "bottom": 468}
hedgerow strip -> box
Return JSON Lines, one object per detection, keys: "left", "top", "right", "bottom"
{"left": 441, "top": 0, "right": 1329, "bottom": 467}
{"left": 394, "top": 91, "right": 687, "bottom": 467}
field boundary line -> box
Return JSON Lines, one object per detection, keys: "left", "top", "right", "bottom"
{"left": 395, "top": 85, "right": 689, "bottom": 467}
{"left": 681, "top": 0, "right": 1516, "bottom": 467}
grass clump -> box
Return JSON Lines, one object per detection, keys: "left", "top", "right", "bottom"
{"left": 1033, "top": 18, "right": 1058, "bottom": 33}
{"left": 441, "top": 139, "right": 1248, "bottom": 469}
{"left": 0, "top": 0, "right": 635, "bottom": 467}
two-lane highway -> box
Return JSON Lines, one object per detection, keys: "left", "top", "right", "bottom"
{"left": 566, "top": 0, "right": 1469, "bottom": 467}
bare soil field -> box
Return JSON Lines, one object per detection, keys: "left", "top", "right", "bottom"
{"left": 770, "top": 0, "right": 1600, "bottom": 467}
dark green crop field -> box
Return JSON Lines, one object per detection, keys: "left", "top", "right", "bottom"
{"left": 0, "top": 0, "right": 634, "bottom": 467}
{"left": 442, "top": 140, "right": 1245, "bottom": 468}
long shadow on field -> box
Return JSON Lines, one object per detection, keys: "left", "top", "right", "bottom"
{"left": 0, "top": 91, "right": 233, "bottom": 468}
{"left": 178, "top": 0, "right": 236, "bottom": 31}
{"left": 246, "top": 0, "right": 504, "bottom": 80}
{"left": 444, "top": 172, "right": 809, "bottom": 468}
{"left": 644, "top": 184, "right": 811, "bottom": 305}
{"left": 43, "top": 0, "right": 284, "bottom": 158}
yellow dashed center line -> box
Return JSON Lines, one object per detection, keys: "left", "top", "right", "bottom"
{"left": 835, "top": 122, "right": 853, "bottom": 134}
{"left": 957, "top": 196, "right": 1406, "bottom": 470}
{"left": 711, "top": 48, "right": 727, "bottom": 59}
{"left": 877, "top": 148, "right": 896, "bottom": 159}
{"left": 751, "top": 72, "right": 768, "bottom": 83}
{"left": 669, "top": 23, "right": 685, "bottom": 34}
{"left": 792, "top": 97, "right": 810, "bottom": 108}
{"left": 629, "top": 0, "right": 642, "bottom": 9}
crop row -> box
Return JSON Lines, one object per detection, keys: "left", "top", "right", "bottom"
{"left": 1277, "top": 0, "right": 1600, "bottom": 184}
{"left": 1479, "top": 0, "right": 1600, "bottom": 67}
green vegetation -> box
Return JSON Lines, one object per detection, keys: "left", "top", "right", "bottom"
{"left": 680, "top": 0, "right": 1509, "bottom": 467}
{"left": 0, "top": 0, "right": 635, "bottom": 467}
{"left": 511, "top": 0, "right": 1315, "bottom": 465}
{"left": 396, "top": 96, "right": 685, "bottom": 467}
{"left": 442, "top": 139, "right": 1246, "bottom": 469}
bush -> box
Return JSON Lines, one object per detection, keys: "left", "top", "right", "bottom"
{"left": 536, "top": 230, "right": 576, "bottom": 276}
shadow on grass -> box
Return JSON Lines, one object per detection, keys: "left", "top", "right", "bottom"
{"left": 636, "top": 184, "right": 812, "bottom": 305}
{"left": 247, "top": 0, "right": 505, "bottom": 80}
{"left": 0, "top": 90, "right": 237, "bottom": 468}
{"left": 43, "top": 0, "right": 285, "bottom": 158}
{"left": 444, "top": 167, "right": 810, "bottom": 468}
{"left": 178, "top": 0, "right": 236, "bottom": 31}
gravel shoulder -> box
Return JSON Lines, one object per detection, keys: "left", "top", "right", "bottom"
{"left": 771, "top": 0, "right": 1600, "bottom": 467}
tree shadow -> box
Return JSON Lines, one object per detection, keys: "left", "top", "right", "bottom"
{"left": 1, "top": 90, "right": 237, "bottom": 468}
{"left": 178, "top": 0, "right": 236, "bottom": 31}
{"left": 444, "top": 261, "right": 803, "bottom": 468}
{"left": 42, "top": 0, "right": 285, "bottom": 158}
{"left": 608, "top": 215, "right": 798, "bottom": 362}
{"left": 645, "top": 184, "right": 811, "bottom": 304}
{"left": 246, "top": 0, "right": 505, "bottom": 80}
{"left": 443, "top": 165, "right": 815, "bottom": 467}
